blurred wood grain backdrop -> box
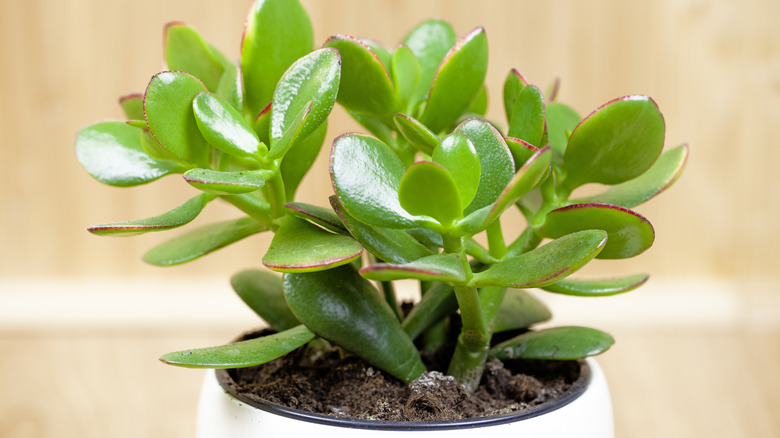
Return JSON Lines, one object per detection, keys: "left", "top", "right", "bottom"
{"left": 0, "top": 0, "right": 778, "bottom": 282}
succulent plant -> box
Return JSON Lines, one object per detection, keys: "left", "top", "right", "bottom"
{"left": 76, "top": 0, "right": 688, "bottom": 396}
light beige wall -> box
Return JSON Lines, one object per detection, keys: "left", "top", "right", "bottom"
{"left": 1, "top": 0, "right": 777, "bottom": 282}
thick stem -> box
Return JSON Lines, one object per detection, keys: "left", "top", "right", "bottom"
{"left": 486, "top": 220, "right": 507, "bottom": 259}
{"left": 447, "top": 285, "right": 490, "bottom": 392}
{"left": 263, "top": 171, "right": 287, "bottom": 219}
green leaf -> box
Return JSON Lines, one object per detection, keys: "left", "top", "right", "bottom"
{"left": 330, "top": 196, "right": 433, "bottom": 264}
{"left": 542, "top": 203, "right": 655, "bottom": 259}
{"left": 562, "top": 95, "right": 665, "bottom": 190}
{"left": 252, "top": 102, "right": 272, "bottom": 145}
{"left": 164, "top": 22, "right": 229, "bottom": 91}
{"left": 492, "top": 289, "right": 552, "bottom": 333}
{"left": 76, "top": 122, "right": 183, "bottom": 187}
{"left": 88, "top": 193, "right": 214, "bottom": 236}
{"left": 331, "top": 134, "right": 425, "bottom": 228}
{"left": 144, "top": 217, "right": 266, "bottom": 266}
{"left": 542, "top": 274, "right": 649, "bottom": 297}
{"left": 391, "top": 45, "right": 421, "bottom": 113}
{"left": 241, "top": 0, "right": 313, "bottom": 116}
{"left": 470, "top": 230, "right": 607, "bottom": 288}
{"left": 504, "top": 137, "right": 540, "bottom": 170}
{"left": 144, "top": 71, "right": 210, "bottom": 166}
{"left": 192, "top": 92, "right": 260, "bottom": 158}
{"left": 572, "top": 144, "right": 689, "bottom": 208}
{"left": 160, "top": 325, "right": 314, "bottom": 368}
{"left": 483, "top": 146, "right": 551, "bottom": 225}
{"left": 502, "top": 68, "right": 528, "bottom": 123}
{"left": 402, "top": 282, "right": 457, "bottom": 340}
{"left": 183, "top": 168, "right": 266, "bottom": 195}
{"left": 467, "top": 85, "right": 488, "bottom": 116}
{"left": 270, "top": 48, "right": 340, "bottom": 148}
{"left": 489, "top": 326, "right": 614, "bottom": 360}
{"left": 432, "top": 133, "right": 481, "bottom": 209}
{"left": 284, "top": 265, "right": 426, "bottom": 383}
{"left": 507, "top": 85, "right": 545, "bottom": 147}
{"left": 545, "top": 102, "right": 580, "bottom": 159}
{"left": 393, "top": 113, "right": 439, "bottom": 155}
{"left": 215, "top": 61, "right": 243, "bottom": 111}
{"left": 398, "top": 161, "right": 462, "bottom": 227}
{"left": 139, "top": 128, "right": 177, "bottom": 161}
{"left": 323, "top": 35, "right": 397, "bottom": 119}
{"left": 285, "top": 201, "right": 347, "bottom": 234}
{"left": 267, "top": 101, "right": 311, "bottom": 161}
{"left": 454, "top": 118, "right": 516, "bottom": 215}
{"left": 119, "top": 93, "right": 144, "bottom": 120}
{"left": 360, "top": 253, "right": 467, "bottom": 283}
{"left": 279, "top": 120, "right": 327, "bottom": 200}
{"left": 402, "top": 19, "right": 457, "bottom": 105}
{"left": 362, "top": 39, "right": 393, "bottom": 70}
{"left": 262, "top": 216, "right": 362, "bottom": 273}
{"left": 349, "top": 110, "right": 397, "bottom": 149}
{"left": 419, "top": 27, "right": 488, "bottom": 133}
{"left": 231, "top": 270, "right": 300, "bottom": 331}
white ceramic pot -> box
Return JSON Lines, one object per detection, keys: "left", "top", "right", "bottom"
{"left": 196, "top": 357, "right": 613, "bottom": 437}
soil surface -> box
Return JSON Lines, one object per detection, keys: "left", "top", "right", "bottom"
{"left": 225, "top": 331, "right": 580, "bottom": 421}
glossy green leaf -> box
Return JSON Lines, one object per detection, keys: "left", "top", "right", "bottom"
{"left": 262, "top": 216, "right": 362, "bottom": 273}
{"left": 160, "top": 324, "right": 314, "bottom": 368}
{"left": 231, "top": 269, "right": 300, "bottom": 331}
{"left": 545, "top": 102, "right": 580, "bottom": 159}
{"left": 489, "top": 326, "right": 614, "bottom": 360}
{"left": 542, "top": 274, "right": 649, "bottom": 297}
{"left": 573, "top": 144, "right": 689, "bottom": 208}
{"left": 470, "top": 230, "right": 607, "bottom": 288}
{"left": 216, "top": 61, "right": 243, "bottom": 111}
{"left": 285, "top": 201, "right": 346, "bottom": 234}
{"left": 284, "top": 265, "right": 426, "bottom": 383}
{"left": 398, "top": 161, "right": 462, "bottom": 227}
{"left": 144, "top": 217, "right": 266, "bottom": 266}
{"left": 360, "top": 253, "right": 466, "bottom": 283}
{"left": 192, "top": 92, "right": 260, "bottom": 158}
{"left": 402, "top": 20, "right": 457, "bottom": 104}
{"left": 119, "top": 93, "right": 144, "bottom": 120}
{"left": 392, "top": 45, "right": 421, "bottom": 112}
{"left": 252, "top": 102, "right": 272, "bottom": 145}
{"left": 349, "top": 110, "right": 397, "bottom": 149}
{"left": 402, "top": 282, "right": 457, "bottom": 340}
{"left": 76, "top": 121, "right": 182, "bottom": 187}
{"left": 467, "top": 85, "right": 488, "bottom": 116}
{"left": 393, "top": 113, "right": 439, "bottom": 155}
{"left": 454, "top": 118, "right": 516, "bottom": 215}
{"left": 502, "top": 68, "right": 528, "bottom": 123}
{"left": 270, "top": 48, "right": 340, "bottom": 148}
{"left": 144, "top": 71, "right": 209, "bottom": 166}
{"left": 362, "top": 39, "right": 393, "bottom": 70}
{"left": 330, "top": 196, "right": 432, "bottom": 264}
{"left": 139, "top": 129, "right": 178, "bottom": 161}
{"left": 183, "top": 169, "right": 265, "bottom": 195}
{"left": 419, "top": 27, "right": 488, "bottom": 133}
{"left": 267, "top": 101, "right": 311, "bottom": 161}
{"left": 492, "top": 289, "right": 552, "bottom": 333}
{"left": 543, "top": 203, "right": 655, "bottom": 259}
{"left": 279, "top": 120, "right": 327, "bottom": 200}
{"left": 323, "top": 35, "right": 396, "bottom": 119}
{"left": 483, "top": 146, "right": 551, "bottom": 225}
{"left": 88, "top": 193, "right": 214, "bottom": 236}
{"left": 504, "top": 137, "right": 540, "bottom": 170}
{"left": 507, "top": 84, "right": 545, "bottom": 147}
{"left": 331, "top": 133, "right": 425, "bottom": 228}
{"left": 164, "top": 22, "right": 229, "bottom": 91}
{"left": 432, "top": 133, "right": 480, "bottom": 208}
{"left": 241, "top": 0, "right": 313, "bottom": 116}
{"left": 562, "top": 95, "right": 665, "bottom": 190}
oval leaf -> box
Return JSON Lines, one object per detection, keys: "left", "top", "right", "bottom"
{"left": 507, "top": 84, "right": 545, "bottom": 147}
{"left": 144, "top": 71, "right": 210, "bottom": 166}
{"left": 279, "top": 120, "right": 328, "bottom": 200}
{"left": 545, "top": 102, "right": 580, "bottom": 159}
{"left": 398, "top": 161, "right": 462, "bottom": 227}
{"left": 504, "top": 137, "right": 540, "bottom": 170}
{"left": 542, "top": 274, "right": 649, "bottom": 297}
{"left": 231, "top": 270, "right": 300, "bottom": 331}
{"left": 393, "top": 113, "right": 439, "bottom": 155}
{"left": 502, "top": 68, "right": 528, "bottom": 123}
{"left": 270, "top": 48, "right": 340, "bottom": 148}
{"left": 192, "top": 92, "right": 259, "bottom": 158}
{"left": 88, "top": 193, "right": 214, "bottom": 236}
{"left": 183, "top": 168, "right": 266, "bottom": 195}
{"left": 470, "top": 230, "right": 607, "bottom": 288}
{"left": 489, "top": 326, "right": 615, "bottom": 360}
{"left": 432, "top": 133, "right": 481, "bottom": 208}
{"left": 164, "top": 22, "right": 229, "bottom": 91}
{"left": 119, "top": 93, "right": 144, "bottom": 120}
{"left": 419, "top": 27, "right": 488, "bottom": 133}
{"left": 360, "top": 253, "right": 466, "bottom": 283}
{"left": 267, "top": 101, "right": 311, "bottom": 160}
{"left": 241, "top": 0, "right": 313, "bottom": 115}
{"left": 160, "top": 325, "right": 314, "bottom": 368}
{"left": 144, "top": 217, "right": 266, "bottom": 266}
{"left": 285, "top": 201, "right": 347, "bottom": 234}
{"left": 76, "top": 122, "right": 182, "bottom": 187}
{"left": 402, "top": 19, "right": 457, "bottom": 104}
{"left": 562, "top": 95, "right": 665, "bottom": 190}
{"left": 492, "top": 289, "right": 552, "bottom": 333}
{"left": 392, "top": 45, "right": 421, "bottom": 112}
{"left": 216, "top": 61, "right": 243, "bottom": 111}
{"left": 543, "top": 203, "right": 655, "bottom": 259}
{"left": 483, "top": 146, "right": 551, "bottom": 225}
{"left": 284, "top": 265, "right": 426, "bottom": 383}
{"left": 262, "top": 216, "right": 362, "bottom": 272}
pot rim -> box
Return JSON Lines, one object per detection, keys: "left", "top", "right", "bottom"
{"left": 214, "top": 358, "right": 592, "bottom": 431}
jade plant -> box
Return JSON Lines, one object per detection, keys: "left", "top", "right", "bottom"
{"left": 76, "top": 0, "right": 688, "bottom": 397}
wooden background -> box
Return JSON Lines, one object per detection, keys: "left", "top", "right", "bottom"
{"left": 1, "top": 0, "right": 779, "bottom": 437}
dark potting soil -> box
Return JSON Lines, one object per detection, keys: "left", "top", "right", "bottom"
{"left": 225, "top": 336, "right": 580, "bottom": 422}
